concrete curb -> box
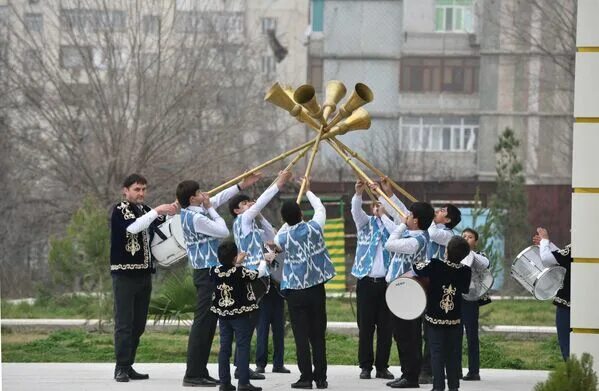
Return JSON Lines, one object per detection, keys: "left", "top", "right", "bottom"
{"left": 1, "top": 318, "right": 556, "bottom": 335}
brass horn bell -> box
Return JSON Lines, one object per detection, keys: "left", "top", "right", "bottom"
{"left": 293, "top": 84, "right": 324, "bottom": 124}
{"left": 328, "top": 107, "right": 371, "bottom": 135}
{"left": 326, "top": 83, "right": 373, "bottom": 130}
{"left": 322, "top": 80, "right": 347, "bottom": 122}
{"left": 264, "top": 83, "right": 321, "bottom": 130}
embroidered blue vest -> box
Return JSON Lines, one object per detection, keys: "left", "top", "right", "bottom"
{"left": 387, "top": 230, "right": 429, "bottom": 282}
{"left": 428, "top": 226, "right": 453, "bottom": 260}
{"left": 180, "top": 208, "right": 220, "bottom": 269}
{"left": 351, "top": 216, "right": 391, "bottom": 278}
{"left": 233, "top": 215, "right": 265, "bottom": 271}
{"left": 278, "top": 220, "right": 336, "bottom": 290}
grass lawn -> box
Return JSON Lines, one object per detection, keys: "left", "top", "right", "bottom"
{"left": 1, "top": 296, "right": 556, "bottom": 326}
{"left": 1, "top": 328, "right": 563, "bottom": 370}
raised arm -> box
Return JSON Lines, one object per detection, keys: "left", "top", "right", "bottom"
{"left": 537, "top": 227, "right": 559, "bottom": 267}
{"left": 307, "top": 191, "right": 326, "bottom": 229}
{"left": 211, "top": 172, "right": 263, "bottom": 209}
{"left": 384, "top": 224, "right": 421, "bottom": 254}
{"left": 127, "top": 203, "right": 176, "bottom": 234}
{"left": 428, "top": 221, "right": 453, "bottom": 246}
{"left": 351, "top": 194, "right": 370, "bottom": 230}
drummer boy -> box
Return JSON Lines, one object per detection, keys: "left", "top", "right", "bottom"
{"left": 412, "top": 236, "right": 472, "bottom": 391}
{"left": 383, "top": 201, "right": 434, "bottom": 388}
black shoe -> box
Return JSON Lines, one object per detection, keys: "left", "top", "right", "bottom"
{"left": 463, "top": 372, "right": 480, "bottom": 381}
{"left": 315, "top": 380, "right": 328, "bottom": 389}
{"left": 360, "top": 369, "right": 371, "bottom": 379}
{"left": 376, "top": 369, "right": 394, "bottom": 379}
{"left": 448, "top": 389, "right": 459, "bottom": 391}
{"left": 255, "top": 366, "right": 265, "bottom": 374}
{"left": 206, "top": 375, "right": 219, "bottom": 383}
{"left": 238, "top": 383, "right": 262, "bottom": 391}
{"left": 128, "top": 367, "right": 149, "bottom": 380}
{"left": 419, "top": 372, "right": 433, "bottom": 384}
{"left": 182, "top": 376, "right": 218, "bottom": 387}
{"left": 219, "top": 384, "right": 236, "bottom": 391}
{"left": 114, "top": 367, "right": 129, "bottom": 382}
{"left": 234, "top": 369, "right": 265, "bottom": 380}
{"left": 388, "top": 378, "right": 419, "bottom": 388}
{"left": 429, "top": 389, "right": 444, "bottom": 391}
{"left": 291, "top": 379, "right": 313, "bottom": 389}
{"left": 273, "top": 366, "right": 291, "bottom": 373}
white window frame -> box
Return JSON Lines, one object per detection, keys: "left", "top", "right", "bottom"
{"left": 435, "top": 0, "right": 474, "bottom": 33}
{"left": 399, "top": 117, "right": 478, "bottom": 152}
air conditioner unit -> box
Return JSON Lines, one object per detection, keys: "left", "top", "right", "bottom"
{"left": 468, "top": 33, "right": 480, "bottom": 48}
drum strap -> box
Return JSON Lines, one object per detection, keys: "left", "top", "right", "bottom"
{"left": 153, "top": 225, "right": 168, "bottom": 241}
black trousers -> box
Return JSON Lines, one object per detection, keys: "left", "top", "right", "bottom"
{"left": 461, "top": 300, "right": 480, "bottom": 374}
{"left": 256, "top": 286, "right": 286, "bottom": 368}
{"left": 392, "top": 315, "right": 422, "bottom": 383}
{"left": 428, "top": 324, "right": 462, "bottom": 390}
{"left": 112, "top": 272, "right": 152, "bottom": 368}
{"left": 421, "top": 321, "right": 432, "bottom": 375}
{"left": 185, "top": 268, "right": 218, "bottom": 379}
{"left": 356, "top": 276, "right": 392, "bottom": 371}
{"left": 286, "top": 283, "right": 327, "bottom": 382}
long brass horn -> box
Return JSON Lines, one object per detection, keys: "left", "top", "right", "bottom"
{"left": 264, "top": 83, "right": 321, "bottom": 129}
{"left": 293, "top": 84, "right": 324, "bottom": 124}
{"left": 328, "top": 107, "right": 371, "bottom": 134}
{"left": 326, "top": 83, "right": 373, "bottom": 130}
{"left": 322, "top": 80, "right": 347, "bottom": 121}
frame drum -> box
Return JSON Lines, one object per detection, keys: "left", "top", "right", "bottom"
{"left": 385, "top": 271, "right": 428, "bottom": 320}
{"left": 511, "top": 245, "right": 566, "bottom": 300}
{"left": 151, "top": 215, "right": 187, "bottom": 267}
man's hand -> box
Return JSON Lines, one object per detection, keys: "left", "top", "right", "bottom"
{"left": 276, "top": 170, "right": 293, "bottom": 189}
{"left": 368, "top": 181, "right": 381, "bottom": 194}
{"left": 355, "top": 179, "right": 365, "bottom": 195}
{"left": 264, "top": 252, "right": 276, "bottom": 263}
{"left": 201, "top": 193, "right": 212, "bottom": 209}
{"left": 537, "top": 227, "right": 549, "bottom": 241}
{"left": 532, "top": 234, "right": 541, "bottom": 246}
{"left": 380, "top": 176, "right": 394, "bottom": 197}
{"left": 239, "top": 172, "right": 263, "bottom": 190}
{"left": 155, "top": 203, "right": 177, "bottom": 216}
{"left": 299, "top": 176, "right": 310, "bottom": 192}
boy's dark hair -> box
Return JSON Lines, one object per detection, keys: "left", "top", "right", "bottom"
{"left": 123, "top": 173, "right": 147, "bottom": 188}
{"left": 444, "top": 204, "right": 462, "bottom": 229}
{"left": 229, "top": 194, "right": 251, "bottom": 217}
{"left": 462, "top": 227, "right": 479, "bottom": 241}
{"left": 217, "top": 240, "right": 238, "bottom": 267}
{"left": 176, "top": 180, "right": 200, "bottom": 209}
{"left": 281, "top": 200, "right": 303, "bottom": 226}
{"left": 447, "top": 236, "right": 471, "bottom": 264}
{"left": 410, "top": 202, "right": 435, "bottom": 230}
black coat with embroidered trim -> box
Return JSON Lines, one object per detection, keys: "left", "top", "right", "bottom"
{"left": 110, "top": 201, "right": 164, "bottom": 275}
{"left": 552, "top": 245, "right": 572, "bottom": 308}
{"left": 210, "top": 265, "right": 262, "bottom": 319}
{"left": 413, "top": 258, "right": 472, "bottom": 326}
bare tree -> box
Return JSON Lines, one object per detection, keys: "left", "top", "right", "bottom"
{"left": 0, "top": 0, "right": 295, "bottom": 297}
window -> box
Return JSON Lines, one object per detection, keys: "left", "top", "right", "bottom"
{"left": 311, "top": 0, "right": 324, "bottom": 32}
{"left": 435, "top": 0, "right": 473, "bottom": 33}
{"left": 24, "top": 13, "right": 43, "bottom": 32}
{"left": 143, "top": 15, "right": 160, "bottom": 34}
{"left": 261, "top": 17, "right": 277, "bottom": 34}
{"left": 92, "top": 47, "right": 128, "bottom": 69}
{"left": 175, "top": 11, "right": 243, "bottom": 34}
{"left": 400, "top": 57, "right": 479, "bottom": 93}
{"left": 261, "top": 55, "right": 276, "bottom": 75}
{"left": 60, "top": 45, "right": 92, "bottom": 69}
{"left": 60, "top": 9, "right": 126, "bottom": 32}
{"left": 399, "top": 117, "right": 478, "bottom": 152}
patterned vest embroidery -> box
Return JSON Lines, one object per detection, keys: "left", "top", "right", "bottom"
{"left": 233, "top": 216, "right": 265, "bottom": 270}
{"left": 279, "top": 220, "right": 336, "bottom": 290}
{"left": 352, "top": 216, "right": 390, "bottom": 278}
{"left": 387, "top": 231, "right": 429, "bottom": 281}
{"left": 440, "top": 284, "right": 457, "bottom": 313}
{"left": 180, "top": 208, "right": 221, "bottom": 269}
{"left": 428, "top": 226, "right": 453, "bottom": 259}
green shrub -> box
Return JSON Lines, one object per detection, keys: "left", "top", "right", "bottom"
{"left": 534, "top": 353, "right": 598, "bottom": 391}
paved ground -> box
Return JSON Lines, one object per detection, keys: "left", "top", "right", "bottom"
{"left": 2, "top": 363, "right": 548, "bottom": 391}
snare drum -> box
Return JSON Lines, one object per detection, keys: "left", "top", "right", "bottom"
{"left": 511, "top": 245, "right": 566, "bottom": 300}
{"left": 151, "top": 215, "right": 187, "bottom": 267}
{"left": 385, "top": 271, "right": 428, "bottom": 320}
{"left": 463, "top": 266, "right": 494, "bottom": 301}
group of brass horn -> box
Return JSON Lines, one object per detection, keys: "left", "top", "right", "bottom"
{"left": 208, "top": 81, "right": 418, "bottom": 218}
